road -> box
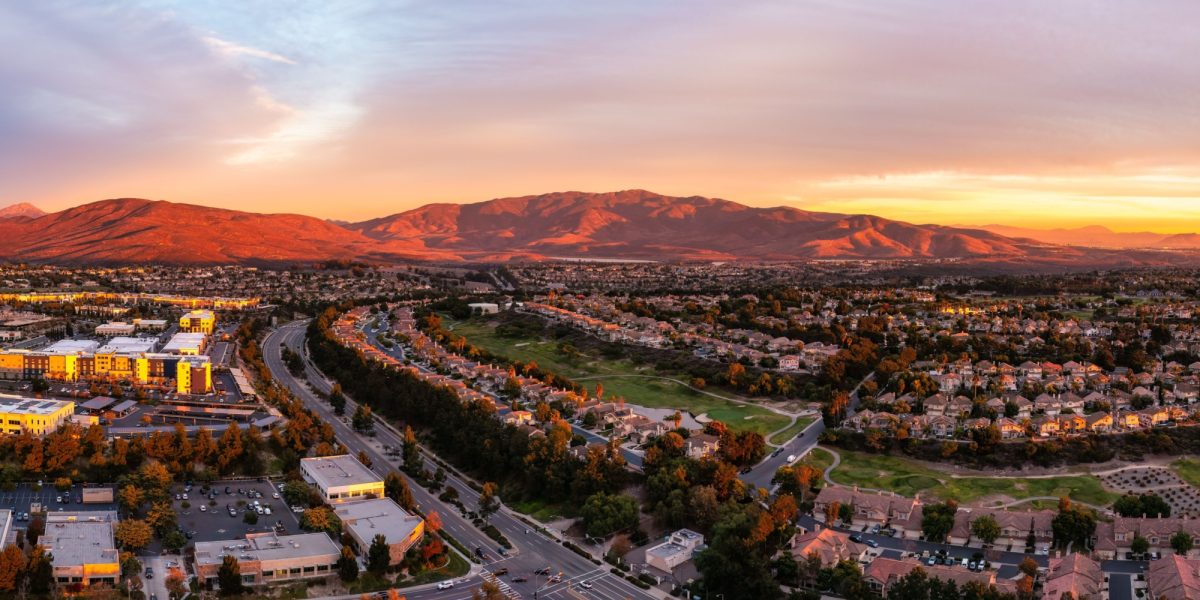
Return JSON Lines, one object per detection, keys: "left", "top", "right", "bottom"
{"left": 741, "top": 372, "right": 874, "bottom": 490}
{"left": 264, "top": 321, "right": 658, "bottom": 600}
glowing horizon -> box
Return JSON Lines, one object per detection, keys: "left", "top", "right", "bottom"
{"left": 3, "top": 1, "right": 1199, "bottom": 233}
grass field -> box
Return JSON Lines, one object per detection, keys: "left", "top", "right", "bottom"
{"left": 800, "top": 447, "right": 836, "bottom": 473}
{"left": 1171, "top": 458, "right": 1200, "bottom": 488}
{"left": 449, "top": 318, "right": 792, "bottom": 436}
{"left": 827, "top": 449, "right": 1118, "bottom": 506}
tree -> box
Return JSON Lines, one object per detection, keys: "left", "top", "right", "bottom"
{"left": 1113, "top": 493, "right": 1171, "bottom": 518}
{"left": 217, "top": 555, "right": 244, "bottom": 595}
{"left": 329, "top": 383, "right": 347, "bottom": 415}
{"left": 921, "top": 502, "right": 958, "bottom": 543}
{"left": 0, "top": 545, "right": 27, "bottom": 592}
{"left": 1052, "top": 506, "right": 1096, "bottom": 549}
{"left": 1132, "top": 535, "right": 1150, "bottom": 556}
{"left": 1019, "top": 557, "right": 1039, "bottom": 578}
{"left": 166, "top": 570, "right": 188, "bottom": 598}
{"left": 337, "top": 545, "right": 359, "bottom": 581}
{"left": 301, "top": 506, "right": 341, "bottom": 535}
{"left": 352, "top": 404, "right": 374, "bottom": 433}
{"left": 472, "top": 580, "right": 506, "bottom": 600}
{"left": 581, "top": 492, "right": 639, "bottom": 538}
{"left": 1172, "top": 531, "right": 1194, "bottom": 556}
{"left": 367, "top": 534, "right": 391, "bottom": 575}
{"left": 971, "top": 515, "right": 1001, "bottom": 546}
{"left": 402, "top": 426, "right": 422, "bottom": 474}
{"left": 26, "top": 546, "right": 53, "bottom": 595}
{"left": 478, "top": 482, "right": 501, "bottom": 523}
{"left": 385, "top": 471, "right": 415, "bottom": 510}
{"left": 115, "top": 519, "right": 154, "bottom": 551}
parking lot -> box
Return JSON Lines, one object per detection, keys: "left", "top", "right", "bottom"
{"left": 170, "top": 479, "right": 303, "bottom": 543}
{"left": 0, "top": 483, "right": 120, "bottom": 522}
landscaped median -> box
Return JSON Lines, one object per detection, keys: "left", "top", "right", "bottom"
{"left": 822, "top": 448, "right": 1119, "bottom": 507}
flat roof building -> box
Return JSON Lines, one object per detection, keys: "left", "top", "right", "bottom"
{"left": 0, "top": 395, "right": 75, "bottom": 435}
{"left": 180, "top": 309, "right": 216, "bottom": 334}
{"left": 44, "top": 511, "right": 120, "bottom": 589}
{"left": 95, "top": 322, "right": 136, "bottom": 336}
{"left": 133, "top": 318, "right": 168, "bottom": 331}
{"left": 163, "top": 332, "right": 207, "bottom": 355}
{"left": 300, "top": 455, "right": 383, "bottom": 504}
{"left": 43, "top": 339, "right": 100, "bottom": 354}
{"left": 97, "top": 336, "right": 157, "bottom": 355}
{"left": 334, "top": 498, "right": 425, "bottom": 565}
{"left": 646, "top": 529, "right": 705, "bottom": 573}
{"left": 194, "top": 532, "right": 341, "bottom": 589}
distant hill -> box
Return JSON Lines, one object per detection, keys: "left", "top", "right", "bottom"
{"left": 980, "top": 224, "right": 1200, "bottom": 249}
{"left": 0, "top": 198, "right": 442, "bottom": 265}
{"left": 0, "top": 202, "right": 46, "bottom": 220}
{"left": 349, "top": 189, "right": 1041, "bottom": 261}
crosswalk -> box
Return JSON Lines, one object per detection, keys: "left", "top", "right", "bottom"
{"left": 482, "top": 570, "right": 523, "bottom": 599}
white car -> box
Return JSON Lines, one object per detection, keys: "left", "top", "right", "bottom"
{"left": 263, "top": 507, "right": 272, "bottom": 515}
{"left": 579, "top": 581, "right": 594, "bottom": 589}
{"left": 199, "top": 505, "right": 207, "bottom": 512}
{"left": 436, "top": 581, "right": 454, "bottom": 590}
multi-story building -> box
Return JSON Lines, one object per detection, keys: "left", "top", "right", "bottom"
{"left": 176, "top": 355, "right": 213, "bottom": 394}
{"left": 300, "top": 455, "right": 384, "bottom": 504}
{"left": 0, "top": 347, "right": 212, "bottom": 393}
{"left": 44, "top": 511, "right": 120, "bottom": 589}
{"left": 0, "top": 395, "right": 75, "bottom": 435}
{"left": 180, "top": 309, "right": 216, "bottom": 334}
{"left": 334, "top": 498, "right": 425, "bottom": 565}
{"left": 194, "top": 532, "right": 341, "bottom": 589}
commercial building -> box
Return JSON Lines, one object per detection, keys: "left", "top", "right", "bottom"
{"left": 180, "top": 309, "right": 216, "bottom": 334}
{"left": 194, "top": 532, "right": 341, "bottom": 589}
{"left": 163, "top": 332, "right": 208, "bottom": 355}
{"left": 95, "top": 322, "right": 136, "bottom": 336}
{"left": 334, "top": 498, "right": 425, "bottom": 565}
{"left": 133, "top": 318, "right": 168, "bottom": 331}
{"left": 0, "top": 348, "right": 212, "bottom": 393}
{"left": 646, "top": 529, "right": 705, "bottom": 573}
{"left": 177, "top": 355, "right": 213, "bottom": 394}
{"left": 300, "top": 455, "right": 384, "bottom": 504}
{"left": 44, "top": 511, "right": 120, "bottom": 588}
{"left": 0, "top": 395, "right": 75, "bottom": 435}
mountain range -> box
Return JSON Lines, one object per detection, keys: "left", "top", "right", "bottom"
{"left": 0, "top": 191, "right": 1195, "bottom": 267}
{"left": 978, "top": 224, "right": 1200, "bottom": 249}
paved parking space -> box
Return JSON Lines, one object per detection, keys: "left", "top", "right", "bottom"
{"left": 171, "top": 479, "right": 302, "bottom": 543}
{"left": 0, "top": 484, "right": 119, "bottom": 522}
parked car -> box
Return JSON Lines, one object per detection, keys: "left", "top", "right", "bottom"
{"left": 866, "top": 540, "right": 879, "bottom": 548}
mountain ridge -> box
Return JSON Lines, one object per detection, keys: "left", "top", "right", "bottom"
{"left": 0, "top": 190, "right": 1194, "bottom": 266}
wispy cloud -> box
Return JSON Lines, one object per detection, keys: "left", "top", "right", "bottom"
{"left": 201, "top": 35, "right": 296, "bottom": 65}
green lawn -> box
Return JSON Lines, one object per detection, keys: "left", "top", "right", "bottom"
{"left": 800, "top": 447, "right": 836, "bottom": 473}
{"left": 769, "top": 417, "right": 816, "bottom": 445}
{"left": 449, "top": 318, "right": 791, "bottom": 436}
{"left": 828, "top": 450, "right": 1118, "bottom": 506}
{"left": 1171, "top": 458, "right": 1200, "bottom": 488}
{"left": 510, "top": 498, "right": 576, "bottom": 522}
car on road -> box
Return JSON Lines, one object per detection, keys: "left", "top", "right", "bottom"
{"left": 849, "top": 534, "right": 863, "bottom": 543}
{"left": 512, "top": 576, "right": 527, "bottom": 583}
{"left": 145, "top": 567, "right": 153, "bottom": 579}
{"left": 785, "top": 454, "right": 797, "bottom": 462}
{"left": 493, "top": 568, "right": 509, "bottom": 577}
{"left": 865, "top": 539, "right": 879, "bottom": 548}
{"left": 436, "top": 581, "right": 454, "bottom": 590}
{"left": 535, "top": 568, "right": 551, "bottom": 576}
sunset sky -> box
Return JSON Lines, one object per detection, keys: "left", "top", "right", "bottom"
{"left": 2, "top": 1, "right": 1199, "bottom": 231}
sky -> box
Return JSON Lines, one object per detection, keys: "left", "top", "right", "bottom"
{"left": 2, "top": 0, "right": 1200, "bottom": 231}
